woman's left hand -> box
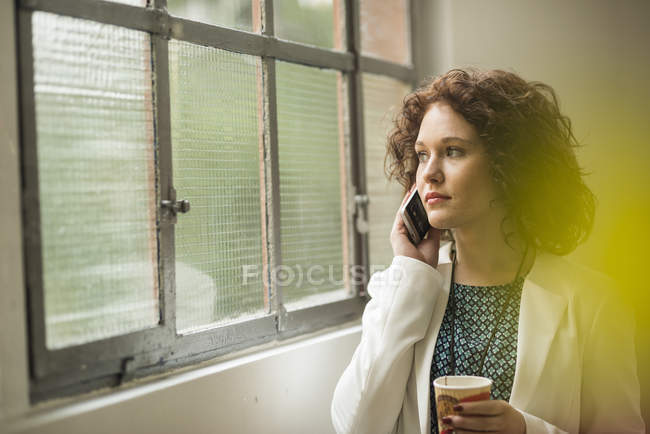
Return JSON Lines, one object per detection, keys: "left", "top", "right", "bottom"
{"left": 442, "top": 400, "right": 526, "bottom": 433}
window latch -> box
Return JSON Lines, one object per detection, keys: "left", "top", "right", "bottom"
{"left": 354, "top": 193, "right": 369, "bottom": 234}
{"left": 161, "top": 199, "right": 190, "bottom": 214}
{"left": 161, "top": 187, "right": 190, "bottom": 224}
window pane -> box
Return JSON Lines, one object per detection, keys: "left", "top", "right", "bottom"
{"left": 274, "top": 0, "right": 343, "bottom": 49}
{"left": 363, "top": 73, "right": 412, "bottom": 270}
{"left": 167, "top": 0, "right": 254, "bottom": 32}
{"left": 32, "top": 12, "right": 159, "bottom": 349}
{"left": 360, "top": 0, "right": 411, "bottom": 65}
{"left": 169, "top": 41, "right": 266, "bottom": 332}
{"left": 276, "top": 61, "right": 351, "bottom": 309}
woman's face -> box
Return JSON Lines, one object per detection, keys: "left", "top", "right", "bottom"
{"left": 415, "top": 102, "right": 501, "bottom": 230}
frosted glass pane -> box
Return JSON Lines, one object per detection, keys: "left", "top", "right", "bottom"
{"left": 275, "top": 0, "right": 341, "bottom": 49}
{"left": 276, "top": 61, "right": 350, "bottom": 308}
{"left": 167, "top": 0, "right": 253, "bottom": 32}
{"left": 360, "top": 0, "right": 411, "bottom": 64}
{"left": 363, "top": 73, "right": 412, "bottom": 270}
{"left": 169, "top": 41, "right": 266, "bottom": 332}
{"left": 32, "top": 12, "right": 159, "bottom": 349}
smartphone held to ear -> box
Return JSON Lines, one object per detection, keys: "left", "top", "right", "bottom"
{"left": 399, "top": 188, "right": 431, "bottom": 244}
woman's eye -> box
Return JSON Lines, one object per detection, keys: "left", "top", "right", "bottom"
{"left": 446, "top": 147, "right": 464, "bottom": 157}
{"left": 416, "top": 151, "right": 428, "bottom": 163}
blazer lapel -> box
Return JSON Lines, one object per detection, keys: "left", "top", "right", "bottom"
{"left": 509, "top": 256, "right": 568, "bottom": 410}
{"left": 414, "top": 244, "right": 453, "bottom": 434}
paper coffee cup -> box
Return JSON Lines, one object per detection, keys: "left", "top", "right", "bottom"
{"left": 433, "top": 375, "right": 492, "bottom": 434}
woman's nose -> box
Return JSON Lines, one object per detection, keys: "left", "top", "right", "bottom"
{"left": 420, "top": 157, "right": 444, "bottom": 184}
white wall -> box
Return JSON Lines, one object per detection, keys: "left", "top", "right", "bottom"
{"left": 417, "top": 0, "right": 650, "bottom": 425}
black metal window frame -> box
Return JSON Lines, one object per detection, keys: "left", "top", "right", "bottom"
{"left": 17, "top": 0, "right": 417, "bottom": 402}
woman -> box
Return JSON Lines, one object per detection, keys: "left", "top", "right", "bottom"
{"left": 331, "top": 69, "right": 645, "bottom": 434}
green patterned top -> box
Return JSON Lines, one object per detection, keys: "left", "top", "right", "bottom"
{"left": 430, "top": 276, "right": 525, "bottom": 434}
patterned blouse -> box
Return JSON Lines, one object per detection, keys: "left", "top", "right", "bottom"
{"left": 430, "top": 276, "right": 525, "bottom": 434}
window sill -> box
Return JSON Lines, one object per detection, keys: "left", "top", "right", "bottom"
{"left": 4, "top": 322, "right": 362, "bottom": 434}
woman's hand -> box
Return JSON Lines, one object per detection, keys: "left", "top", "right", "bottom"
{"left": 390, "top": 185, "right": 441, "bottom": 269}
{"left": 441, "top": 400, "right": 526, "bottom": 434}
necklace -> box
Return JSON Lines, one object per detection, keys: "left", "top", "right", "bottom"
{"left": 448, "top": 243, "right": 530, "bottom": 376}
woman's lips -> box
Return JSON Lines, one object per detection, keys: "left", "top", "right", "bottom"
{"left": 427, "top": 197, "right": 449, "bottom": 205}
{"left": 424, "top": 192, "right": 450, "bottom": 205}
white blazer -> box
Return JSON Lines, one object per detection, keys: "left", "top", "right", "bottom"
{"left": 331, "top": 243, "right": 645, "bottom": 434}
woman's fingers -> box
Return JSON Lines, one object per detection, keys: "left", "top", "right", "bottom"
{"left": 443, "top": 400, "right": 525, "bottom": 434}
{"left": 400, "top": 184, "right": 416, "bottom": 207}
{"left": 391, "top": 204, "right": 409, "bottom": 239}
{"left": 391, "top": 184, "right": 440, "bottom": 268}
{"left": 445, "top": 414, "right": 503, "bottom": 432}
{"left": 391, "top": 185, "right": 416, "bottom": 240}
{"left": 417, "top": 227, "right": 439, "bottom": 261}
{"left": 423, "top": 226, "right": 440, "bottom": 242}
{"left": 456, "top": 400, "right": 506, "bottom": 416}
{"left": 452, "top": 428, "right": 499, "bottom": 433}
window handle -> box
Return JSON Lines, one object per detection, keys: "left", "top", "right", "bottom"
{"left": 161, "top": 199, "right": 190, "bottom": 214}
{"left": 161, "top": 187, "right": 190, "bottom": 224}
{"left": 354, "top": 194, "right": 369, "bottom": 234}
{"left": 354, "top": 194, "right": 369, "bottom": 206}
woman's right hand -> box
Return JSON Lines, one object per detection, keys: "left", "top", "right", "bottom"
{"left": 390, "top": 185, "right": 442, "bottom": 269}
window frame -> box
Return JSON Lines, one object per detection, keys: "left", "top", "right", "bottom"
{"left": 17, "top": 0, "right": 417, "bottom": 402}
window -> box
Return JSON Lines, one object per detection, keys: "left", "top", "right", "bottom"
{"left": 17, "top": 0, "right": 416, "bottom": 401}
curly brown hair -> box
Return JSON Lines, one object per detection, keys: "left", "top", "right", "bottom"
{"left": 385, "top": 68, "right": 596, "bottom": 255}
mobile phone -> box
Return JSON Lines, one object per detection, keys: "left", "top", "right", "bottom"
{"left": 399, "top": 188, "right": 431, "bottom": 244}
